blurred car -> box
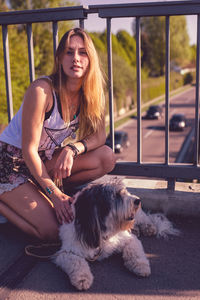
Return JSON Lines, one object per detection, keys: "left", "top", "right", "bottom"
{"left": 169, "top": 113, "right": 186, "bottom": 131}
{"left": 144, "top": 105, "right": 163, "bottom": 120}
{"left": 106, "top": 131, "right": 130, "bottom": 153}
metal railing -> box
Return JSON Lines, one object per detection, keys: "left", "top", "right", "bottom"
{"left": 1, "top": 1, "right": 200, "bottom": 183}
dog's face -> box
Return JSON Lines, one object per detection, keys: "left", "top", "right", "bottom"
{"left": 103, "top": 186, "right": 141, "bottom": 238}
{"left": 74, "top": 179, "right": 141, "bottom": 250}
{"left": 117, "top": 188, "right": 141, "bottom": 232}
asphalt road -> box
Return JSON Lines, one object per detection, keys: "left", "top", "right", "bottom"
{"left": 115, "top": 87, "right": 196, "bottom": 164}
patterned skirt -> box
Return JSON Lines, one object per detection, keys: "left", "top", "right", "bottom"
{"left": 0, "top": 141, "right": 47, "bottom": 195}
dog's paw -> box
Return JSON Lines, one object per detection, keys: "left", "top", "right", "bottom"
{"left": 133, "top": 262, "right": 151, "bottom": 277}
{"left": 124, "top": 256, "right": 151, "bottom": 277}
{"left": 71, "top": 272, "right": 93, "bottom": 290}
{"left": 139, "top": 223, "right": 157, "bottom": 237}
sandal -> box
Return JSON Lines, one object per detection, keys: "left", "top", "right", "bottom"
{"left": 25, "top": 243, "right": 61, "bottom": 259}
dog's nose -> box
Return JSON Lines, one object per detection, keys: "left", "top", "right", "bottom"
{"left": 134, "top": 199, "right": 141, "bottom": 206}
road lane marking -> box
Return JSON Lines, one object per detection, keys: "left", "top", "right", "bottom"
{"left": 144, "top": 130, "right": 153, "bottom": 139}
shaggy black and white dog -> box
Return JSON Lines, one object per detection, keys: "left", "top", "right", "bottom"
{"left": 53, "top": 178, "right": 178, "bottom": 290}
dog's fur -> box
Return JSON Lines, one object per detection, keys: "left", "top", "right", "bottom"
{"left": 53, "top": 178, "right": 179, "bottom": 290}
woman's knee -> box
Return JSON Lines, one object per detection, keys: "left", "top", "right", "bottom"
{"left": 100, "top": 145, "right": 116, "bottom": 173}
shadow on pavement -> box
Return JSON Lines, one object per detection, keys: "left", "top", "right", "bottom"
{"left": 0, "top": 216, "right": 199, "bottom": 299}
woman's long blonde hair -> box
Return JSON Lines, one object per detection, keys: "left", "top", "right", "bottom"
{"left": 50, "top": 27, "right": 105, "bottom": 139}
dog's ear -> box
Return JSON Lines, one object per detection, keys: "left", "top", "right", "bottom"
{"left": 74, "top": 184, "right": 111, "bottom": 249}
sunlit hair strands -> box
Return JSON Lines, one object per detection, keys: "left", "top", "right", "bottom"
{"left": 50, "top": 28, "right": 105, "bottom": 139}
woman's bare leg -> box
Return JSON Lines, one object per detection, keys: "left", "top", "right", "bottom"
{"left": 69, "top": 145, "right": 116, "bottom": 184}
{"left": 0, "top": 182, "right": 59, "bottom": 242}
{"left": 45, "top": 145, "right": 116, "bottom": 188}
{"left": 0, "top": 145, "right": 115, "bottom": 241}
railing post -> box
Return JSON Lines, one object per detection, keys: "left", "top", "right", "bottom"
{"left": 167, "top": 178, "right": 176, "bottom": 192}
{"left": 26, "top": 23, "right": 35, "bottom": 83}
{"left": 194, "top": 14, "right": 200, "bottom": 166}
{"left": 107, "top": 17, "right": 114, "bottom": 151}
{"left": 165, "top": 16, "right": 170, "bottom": 165}
{"left": 79, "top": 19, "right": 84, "bottom": 29}
{"left": 2, "top": 24, "right": 13, "bottom": 122}
{"left": 136, "top": 17, "right": 142, "bottom": 163}
{"left": 52, "top": 21, "right": 58, "bottom": 56}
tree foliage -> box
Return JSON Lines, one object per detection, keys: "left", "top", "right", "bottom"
{"left": 116, "top": 30, "right": 136, "bottom": 67}
{"left": 137, "top": 16, "right": 191, "bottom": 76}
{"left": 0, "top": 0, "right": 75, "bottom": 124}
{"left": 99, "top": 31, "right": 132, "bottom": 65}
{"left": 9, "top": 0, "right": 75, "bottom": 10}
{"left": 90, "top": 31, "right": 136, "bottom": 114}
{"left": 190, "top": 44, "right": 196, "bottom": 64}
{"left": 170, "top": 16, "right": 190, "bottom": 65}
{"left": 0, "top": 0, "right": 8, "bottom": 11}
{"left": 0, "top": 2, "right": 195, "bottom": 125}
{"left": 89, "top": 32, "right": 106, "bottom": 53}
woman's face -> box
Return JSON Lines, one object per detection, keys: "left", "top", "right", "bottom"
{"left": 61, "top": 35, "right": 89, "bottom": 80}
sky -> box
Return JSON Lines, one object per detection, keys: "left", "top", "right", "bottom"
{"left": 77, "top": 0, "right": 197, "bottom": 45}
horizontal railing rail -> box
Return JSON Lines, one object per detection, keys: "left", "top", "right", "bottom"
{"left": 1, "top": 1, "right": 200, "bottom": 184}
{"left": 0, "top": 6, "right": 88, "bottom": 24}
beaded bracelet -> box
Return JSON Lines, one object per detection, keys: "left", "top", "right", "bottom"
{"left": 66, "top": 143, "right": 79, "bottom": 159}
{"left": 46, "top": 184, "right": 56, "bottom": 195}
{"left": 79, "top": 139, "right": 87, "bottom": 154}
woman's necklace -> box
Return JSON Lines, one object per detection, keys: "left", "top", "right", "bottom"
{"left": 70, "top": 103, "right": 77, "bottom": 120}
{"left": 69, "top": 92, "right": 81, "bottom": 121}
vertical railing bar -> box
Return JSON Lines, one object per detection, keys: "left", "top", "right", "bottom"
{"left": 136, "top": 17, "right": 142, "bottom": 164}
{"left": 79, "top": 19, "right": 84, "bottom": 29}
{"left": 2, "top": 24, "right": 13, "bottom": 122}
{"left": 194, "top": 14, "right": 200, "bottom": 166}
{"left": 107, "top": 18, "right": 114, "bottom": 151}
{"left": 26, "top": 23, "right": 35, "bottom": 83}
{"left": 52, "top": 21, "right": 58, "bottom": 56}
{"left": 165, "top": 16, "right": 170, "bottom": 165}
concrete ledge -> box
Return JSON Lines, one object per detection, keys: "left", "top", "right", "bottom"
{"left": 123, "top": 178, "right": 200, "bottom": 217}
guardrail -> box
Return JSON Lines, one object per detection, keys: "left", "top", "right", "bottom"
{"left": 1, "top": 1, "right": 200, "bottom": 185}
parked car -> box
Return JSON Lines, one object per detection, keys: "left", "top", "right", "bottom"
{"left": 169, "top": 113, "right": 186, "bottom": 131}
{"left": 144, "top": 105, "right": 163, "bottom": 120}
{"left": 106, "top": 131, "right": 130, "bottom": 153}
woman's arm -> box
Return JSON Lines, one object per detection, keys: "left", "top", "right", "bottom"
{"left": 79, "top": 118, "right": 107, "bottom": 151}
{"left": 53, "top": 118, "right": 106, "bottom": 179}
{"left": 22, "top": 79, "right": 73, "bottom": 224}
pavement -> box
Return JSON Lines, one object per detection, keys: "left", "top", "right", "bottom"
{"left": 0, "top": 211, "right": 199, "bottom": 300}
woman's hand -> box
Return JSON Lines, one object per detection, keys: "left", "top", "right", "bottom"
{"left": 51, "top": 189, "right": 74, "bottom": 224}
{"left": 53, "top": 147, "right": 74, "bottom": 180}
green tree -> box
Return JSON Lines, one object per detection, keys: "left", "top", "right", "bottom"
{"left": 8, "top": 0, "right": 75, "bottom": 76}
{"left": 89, "top": 31, "right": 137, "bottom": 114}
{"left": 116, "top": 30, "right": 136, "bottom": 67}
{"left": 190, "top": 44, "right": 196, "bottom": 64}
{"left": 136, "top": 16, "right": 190, "bottom": 76}
{"left": 112, "top": 54, "right": 136, "bottom": 112}
{"left": 0, "top": 25, "right": 29, "bottom": 124}
{"left": 170, "top": 16, "right": 190, "bottom": 66}
{"left": 89, "top": 32, "right": 106, "bottom": 53}
{"left": 9, "top": 0, "right": 75, "bottom": 10}
{"left": 0, "top": 0, "right": 76, "bottom": 125}
{"left": 0, "top": 0, "right": 8, "bottom": 11}
{"left": 99, "top": 31, "right": 131, "bottom": 65}
{"left": 98, "top": 49, "right": 136, "bottom": 114}
{"left": 140, "top": 17, "right": 165, "bottom": 76}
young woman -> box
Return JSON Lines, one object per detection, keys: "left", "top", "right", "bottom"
{"left": 0, "top": 28, "right": 116, "bottom": 243}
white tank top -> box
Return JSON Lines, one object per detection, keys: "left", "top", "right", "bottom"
{"left": 0, "top": 79, "right": 79, "bottom": 160}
